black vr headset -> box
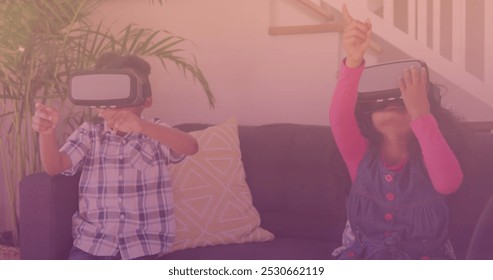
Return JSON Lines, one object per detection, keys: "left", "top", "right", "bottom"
{"left": 356, "top": 59, "right": 440, "bottom": 114}
{"left": 68, "top": 69, "right": 152, "bottom": 108}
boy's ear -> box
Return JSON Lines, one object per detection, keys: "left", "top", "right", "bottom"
{"left": 143, "top": 97, "right": 152, "bottom": 108}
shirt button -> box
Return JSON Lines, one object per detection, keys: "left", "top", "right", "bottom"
{"left": 120, "top": 214, "right": 125, "bottom": 220}
{"left": 121, "top": 139, "right": 127, "bottom": 144}
{"left": 384, "top": 174, "right": 393, "bottom": 183}
{"left": 119, "top": 155, "right": 124, "bottom": 160}
{"left": 118, "top": 197, "right": 123, "bottom": 202}
{"left": 386, "top": 192, "right": 395, "bottom": 201}
{"left": 118, "top": 175, "right": 123, "bottom": 181}
{"left": 118, "top": 233, "right": 124, "bottom": 238}
{"left": 384, "top": 213, "right": 393, "bottom": 221}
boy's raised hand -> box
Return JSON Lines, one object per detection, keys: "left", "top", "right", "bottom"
{"left": 32, "top": 102, "right": 59, "bottom": 135}
{"left": 342, "top": 4, "right": 372, "bottom": 68}
{"left": 98, "top": 109, "right": 144, "bottom": 134}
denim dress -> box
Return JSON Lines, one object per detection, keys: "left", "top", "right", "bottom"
{"left": 336, "top": 149, "right": 451, "bottom": 259}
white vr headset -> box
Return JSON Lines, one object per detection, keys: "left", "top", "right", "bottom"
{"left": 356, "top": 59, "right": 438, "bottom": 113}
{"left": 68, "top": 69, "right": 151, "bottom": 108}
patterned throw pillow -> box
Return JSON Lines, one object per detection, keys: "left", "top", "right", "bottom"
{"left": 168, "top": 118, "right": 274, "bottom": 252}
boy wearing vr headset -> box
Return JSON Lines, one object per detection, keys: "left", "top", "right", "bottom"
{"left": 329, "top": 5, "right": 464, "bottom": 259}
{"left": 32, "top": 52, "right": 198, "bottom": 260}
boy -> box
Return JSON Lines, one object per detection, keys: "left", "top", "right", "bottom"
{"left": 32, "top": 53, "right": 198, "bottom": 260}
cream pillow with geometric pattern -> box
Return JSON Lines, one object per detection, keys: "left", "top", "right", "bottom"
{"left": 168, "top": 118, "right": 274, "bottom": 252}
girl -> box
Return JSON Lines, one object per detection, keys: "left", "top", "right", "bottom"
{"left": 329, "top": 5, "right": 463, "bottom": 259}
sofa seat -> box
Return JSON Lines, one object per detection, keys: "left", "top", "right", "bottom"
{"left": 18, "top": 123, "right": 493, "bottom": 259}
{"left": 161, "top": 238, "right": 338, "bottom": 260}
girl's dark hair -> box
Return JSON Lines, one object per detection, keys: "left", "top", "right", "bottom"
{"left": 94, "top": 52, "right": 152, "bottom": 97}
{"left": 355, "top": 84, "right": 471, "bottom": 165}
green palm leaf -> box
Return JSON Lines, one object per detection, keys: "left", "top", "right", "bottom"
{"left": 0, "top": 0, "right": 214, "bottom": 244}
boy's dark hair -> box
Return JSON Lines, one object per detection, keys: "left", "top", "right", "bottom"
{"left": 94, "top": 52, "right": 152, "bottom": 97}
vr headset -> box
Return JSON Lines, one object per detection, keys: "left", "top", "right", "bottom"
{"left": 68, "top": 70, "right": 152, "bottom": 108}
{"left": 356, "top": 59, "right": 439, "bottom": 114}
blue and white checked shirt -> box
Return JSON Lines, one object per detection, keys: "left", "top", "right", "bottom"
{"left": 60, "top": 118, "right": 184, "bottom": 259}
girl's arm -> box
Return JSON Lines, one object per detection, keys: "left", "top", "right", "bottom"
{"left": 329, "top": 60, "right": 368, "bottom": 182}
{"left": 411, "top": 114, "right": 463, "bottom": 195}
{"left": 330, "top": 5, "right": 372, "bottom": 182}
{"left": 400, "top": 66, "right": 462, "bottom": 194}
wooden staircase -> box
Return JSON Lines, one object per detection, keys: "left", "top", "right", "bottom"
{"left": 269, "top": 0, "right": 493, "bottom": 122}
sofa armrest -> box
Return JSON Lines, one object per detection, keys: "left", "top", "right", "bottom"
{"left": 466, "top": 194, "right": 493, "bottom": 259}
{"left": 19, "top": 172, "right": 79, "bottom": 260}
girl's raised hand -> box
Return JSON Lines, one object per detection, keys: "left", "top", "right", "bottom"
{"left": 399, "top": 66, "right": 431, "bottom": 120}
{"left": 342, "top": 4, "right": 372, "bottom": 68}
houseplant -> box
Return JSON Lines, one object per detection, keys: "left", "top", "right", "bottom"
{"left": 0, "top": 0, "right": 215, "bottom": 245}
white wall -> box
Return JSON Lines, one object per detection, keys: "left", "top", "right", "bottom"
{"left": 92, "top": 0, "right": 493, "bottom": 126}
{"left": 93, "top": 0, "right": 345, "bottom": 126}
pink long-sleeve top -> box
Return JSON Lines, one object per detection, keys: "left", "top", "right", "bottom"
{"left": 329, "top": 59, "right": 463, "bottom": 195}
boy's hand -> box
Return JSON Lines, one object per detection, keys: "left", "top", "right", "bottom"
{"left": 98, "top": 109, "right": 144, "bottom": 134}
{"left": 399, "top": 66, "right": 431, "bottom": 120}
{"left": 342, "top": 4, "right": 372, "bottom": 68}
{"left": 32, "top": 102, "right": 59, "bottom": 135}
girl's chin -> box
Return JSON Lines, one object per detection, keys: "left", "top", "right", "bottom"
{"left": 380, "top": 106, "right": 406, "bottom": 113}
{"left": 373, "top": 110, "right": 409, "bottom": 120}
{"left": 372, "top": 111, "right": 412, "bottom": 128}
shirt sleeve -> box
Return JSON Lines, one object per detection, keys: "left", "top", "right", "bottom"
{"left": 59, "top": 122, "right": 92, "bottom": 176}
{"left": 329, "top": 59, "right": 368, "bottom": 182}
{"left": 152, "top": 118, "right": 186, "bottom": 164}
{"left": 411, "top": 114, "right": 463, "bottom": 194}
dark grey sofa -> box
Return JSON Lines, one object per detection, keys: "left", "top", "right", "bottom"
{"left": 18, "top": 123, "right": 493, "bottom": 259}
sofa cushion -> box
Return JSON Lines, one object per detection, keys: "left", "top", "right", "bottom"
{"left": 175, "top": 123, "right": 351, "bottom": 243}
{"left": 237, "top": 124, "right": 351, "bottom": 242}
{"left": 161, "top": 238, "right": 337, "bottom": 260}
{"left": 446, "top": 132, "right": 493, "bottom": 259}
{"left": 169, "top": 118, "right": 274, "bottom": 253}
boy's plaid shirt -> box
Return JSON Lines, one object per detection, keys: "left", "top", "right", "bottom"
{"left": 60, "top": 119, "right": 184, "bottom": 260}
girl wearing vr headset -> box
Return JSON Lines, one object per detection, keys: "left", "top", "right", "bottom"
{"left": 329, "top": 5, "right": 464, "bottom": 259}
